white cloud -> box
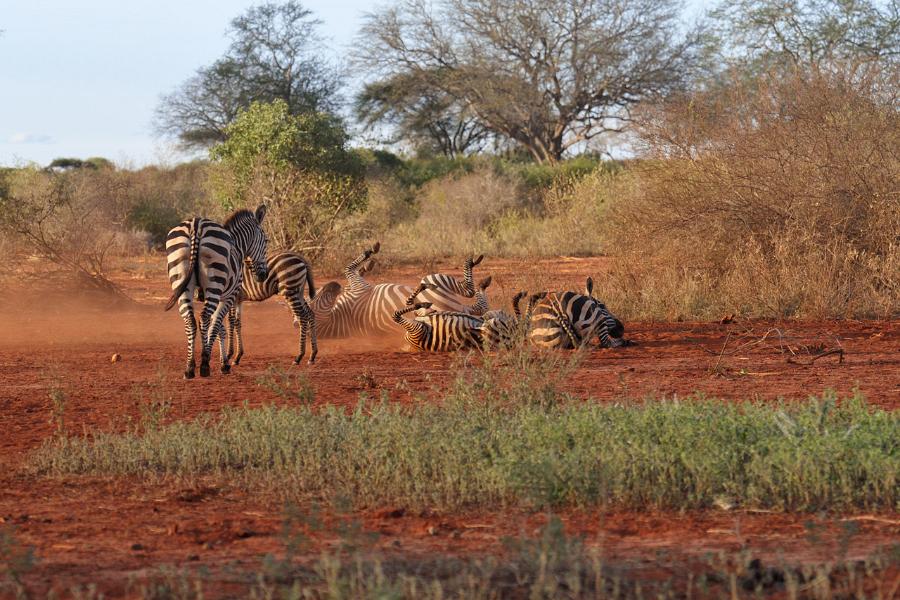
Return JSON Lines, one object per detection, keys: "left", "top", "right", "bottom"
{"left": 8, "top": 132, "right": 53, "bottom": 144}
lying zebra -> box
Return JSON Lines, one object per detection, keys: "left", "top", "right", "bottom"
{"left": 392, "top": 302, "right": 483, "bottom": 351}
{"left": 528, "top": 278, "right": 629, "bottom": 349}
{"left": 478, "top": 290, "right": 542, "bottom": 349}
{"left": 310, "top": 243, "right": 490, "bottom": 337}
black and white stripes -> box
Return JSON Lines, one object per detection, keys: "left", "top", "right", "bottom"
{"left": 528, "top": 278, "right": 627, "bottom": 349}
{"left": 228, "top": 251, "right": 318, "bottom": 365}
{"left": 164, "top": 206, "right": 268, "bottom": 378}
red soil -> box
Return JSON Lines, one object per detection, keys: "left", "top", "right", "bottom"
{"left": 0, "top": 256, "right": 897, "bottom": 597}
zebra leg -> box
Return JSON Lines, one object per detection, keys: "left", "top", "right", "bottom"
{"left": 284, "top": 289, "right": 306, "bottom": 364}
{"left": 286, "top": 290, "right": 318, "bottom": 364}
{"left": 177, "top": 296, "right": 198, "bottom": 379}
{"left": 230, "top": 303, "right": 244, "bottom": 365}
{"left": 392, "top": 303, "right": 432, "bottom": 351}
{"left": 305, "top": 301, "right": 318, "bottom": 363}
{"left": 405, "top": 283, "right": 428, "bottom": 305}
{"left": 210, "top": 299, "right": 234, "bottom": 374}
{"left": 198, "top": 297, "right": 217, "bottom": 377}
{"left": 462, "top": 255, "right": 483, "bottom": 297}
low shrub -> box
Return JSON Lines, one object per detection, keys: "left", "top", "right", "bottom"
{"left": 29, "top": 383, "right": 898, "bottom": 512}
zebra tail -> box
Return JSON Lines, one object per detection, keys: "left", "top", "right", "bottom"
{"left": 306, "top": 264, "right": 316, "bottom": 299}
{"left": 164, "top": 217, "right": 201, "bottom": 311}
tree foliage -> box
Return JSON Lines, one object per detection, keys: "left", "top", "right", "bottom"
{"left": 356, "top": 0, "right": 702, "bottom": 163}
{"left": 155, "top": 1, "right": 341, "bottom": 149}
{"left": 710, "top": 0, "right": 900, "bottom": 73}
{"left": 355, "top": 71, "right": 492, "bottom": 158}
{"left": 209, "top": 100, "right": 366, "bottom": 255}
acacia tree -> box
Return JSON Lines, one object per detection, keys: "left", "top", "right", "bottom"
{"left": 355, "top": 71, "right": 492, "bottom": 157}
{"left": 156, "top": 1, "right": 341, "bottom": 149}
{"left": 356, "top": 0, "right": 702, "bottom": 163}
{"left": 711, "top": 0, "right": 900, "bottom": 72}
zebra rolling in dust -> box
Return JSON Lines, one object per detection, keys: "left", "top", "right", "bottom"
{"left": 310, "top": 242, "right": 490, "bottom": 338}
{"left": 528, "top": 277, "right": 628, "bottom": 349}
{"left": 392, "top": 302, "right": 484, "bottom": 351}
{"left": 164, "top": 206, "right": 268, "bottom": 379}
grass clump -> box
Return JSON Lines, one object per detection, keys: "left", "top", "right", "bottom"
{"left": 28, "top": 380, "right": 898, "bottom": 512}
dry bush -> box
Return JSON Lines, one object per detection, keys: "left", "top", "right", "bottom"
{"left": 490, "top": 170, "right": 619, "bottom": 257}
{"left": 343, "top": 166, "right": 617, "bottom": 263}
{"left": 601, "top": 68, "right": 900, "bottom": 319}
{"left": 210, "top": 159, "right": 367, "bottom": 261}
{"left": 0, "top": 167, "right": 133, "bottom": 294}
{"left": 382, "top": 167, "right": 523, "bottom": 260}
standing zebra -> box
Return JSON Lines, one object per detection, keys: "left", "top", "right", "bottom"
{"left": 310, "top": 243, "right": 490, "bottom": 338}
{"left": 528, "top": 278, "right": 628, "bottom": 349}
{"left": 164, "top": 206, "right": 268, "bottom": 378}
{"left": 227, "top": 251, "right": 318, "bottom": 366}
{"left": 392, "top": 302, "right": 484, "bottom": 351}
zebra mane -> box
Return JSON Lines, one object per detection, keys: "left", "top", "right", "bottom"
{"left": 222, "top": 209, "right": 255, "bottom": 229}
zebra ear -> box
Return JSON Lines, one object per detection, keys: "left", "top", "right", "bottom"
{"left": 585, "top": 277, "right": 594, "bottom": 297}
{"left": 255, "top": 204, "right": 267, "bottom": 223}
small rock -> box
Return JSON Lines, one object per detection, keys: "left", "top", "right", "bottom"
{"left": 426, "top": 525, "right": 437, "bottom": 536}
{"left": 111, "top": 353, "right": 122, "bottom": 363}
{"left": 131, "top": 543, "right": 144, "bottom": 551}
{"left": 187, "top": 554, "right": 200, "bottom": 561}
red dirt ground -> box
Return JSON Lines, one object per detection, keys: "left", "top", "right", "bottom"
{"left": 0, "top": 256, "right": 897, "bottom": 597}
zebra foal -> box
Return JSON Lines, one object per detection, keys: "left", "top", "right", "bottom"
{"left": 228, "top": 251, "right": 319, "bottom": 366}
{"left": 392, "top": 303, "right": 483, "bottom": 351}
{"left": 164, "top": 206, "right": 268, "bottom": 379}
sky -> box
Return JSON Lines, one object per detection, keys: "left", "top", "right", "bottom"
{"left": 0, "top": 0, "right": 709, "bottom": 168}
{"left": 0, "top": 0, "right": 372, "bottom": 167}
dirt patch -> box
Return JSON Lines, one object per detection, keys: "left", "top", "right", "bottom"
{"left": 0, "top": 256, "right": 897, "bottom": 596}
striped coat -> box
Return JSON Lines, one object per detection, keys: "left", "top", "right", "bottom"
{"left": 228, "top": 251, "right": 319, "bottom": 365}
{"left": 310, "top": 244, "right": 490, "bottom": 338}
{"left": 164, "top": 206, "right": 268, "bottom": 378}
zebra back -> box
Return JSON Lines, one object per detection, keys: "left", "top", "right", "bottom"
{"left": 239, "top": 252, "right": 314, "bottom": 303}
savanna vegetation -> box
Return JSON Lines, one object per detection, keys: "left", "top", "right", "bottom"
{"left": 0, "top": 0, "right": 897, "bottom": 321}
{"left": 29, "top": 348, "right": 899, "bottom": 512}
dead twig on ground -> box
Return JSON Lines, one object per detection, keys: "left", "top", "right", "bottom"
{"left": 787, "top": 348, "right": 845, "bottom": 366}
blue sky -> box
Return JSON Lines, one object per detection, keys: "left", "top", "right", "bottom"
{"left": 0, "top": 0, "right": 709, "bottom": 168}
{"left": 0, "top": 0, "right": 371, "bottom": 167}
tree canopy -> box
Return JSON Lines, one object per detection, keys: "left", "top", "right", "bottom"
{"left": 710, "top": 0, "right": 900, "bottom": 72}
{"left": 355, "top": 0, "right": 703, "bottom": 162}
{"left": 155, "top": 1, "right": 341, "bottom": 149}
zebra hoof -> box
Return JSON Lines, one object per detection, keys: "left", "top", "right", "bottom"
{"left": 233, "top": 357, "right": 242, "bottom": 365}
{"left": 293, "top": 355, "right": 303, "bottom": 365}
{"left": 184, "top": 369, "right": 195, "bottom": 380}
{"left": 308, "top": 355, "right": 317, "bottom": 365}
{"left": 221, "top": 364, "right": 231, "bottom": 374}
{"left": 199, "top": 363, "right": 210, "bottom": 377}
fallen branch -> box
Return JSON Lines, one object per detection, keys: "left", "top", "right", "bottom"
{"left": 786, "top": 348, "right": 845, "bottom": 366}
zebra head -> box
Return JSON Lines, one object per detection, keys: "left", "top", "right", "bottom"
{"left": 225, "top": 205, "right": 269, "bottom": 282}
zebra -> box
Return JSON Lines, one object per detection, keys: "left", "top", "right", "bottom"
{"left": 406, "top": 274, "right": 493, "bottom": 315}
{"left": 478, "top": 290, "right": 544, "bottom": 349}
{"left": 310, "top": 243, "right": 490, "bottom": 338}
{"left": 227, "top": 251, "right": 318, "bottom": 366}
{"left": 392, "top": 302, "right": 484, "bottom": 352}
{"left": 528, "top": 278, "right": 628, "bottom": 350}
{"left": 164, "top": 206, "right": 268, "bottom": 378}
